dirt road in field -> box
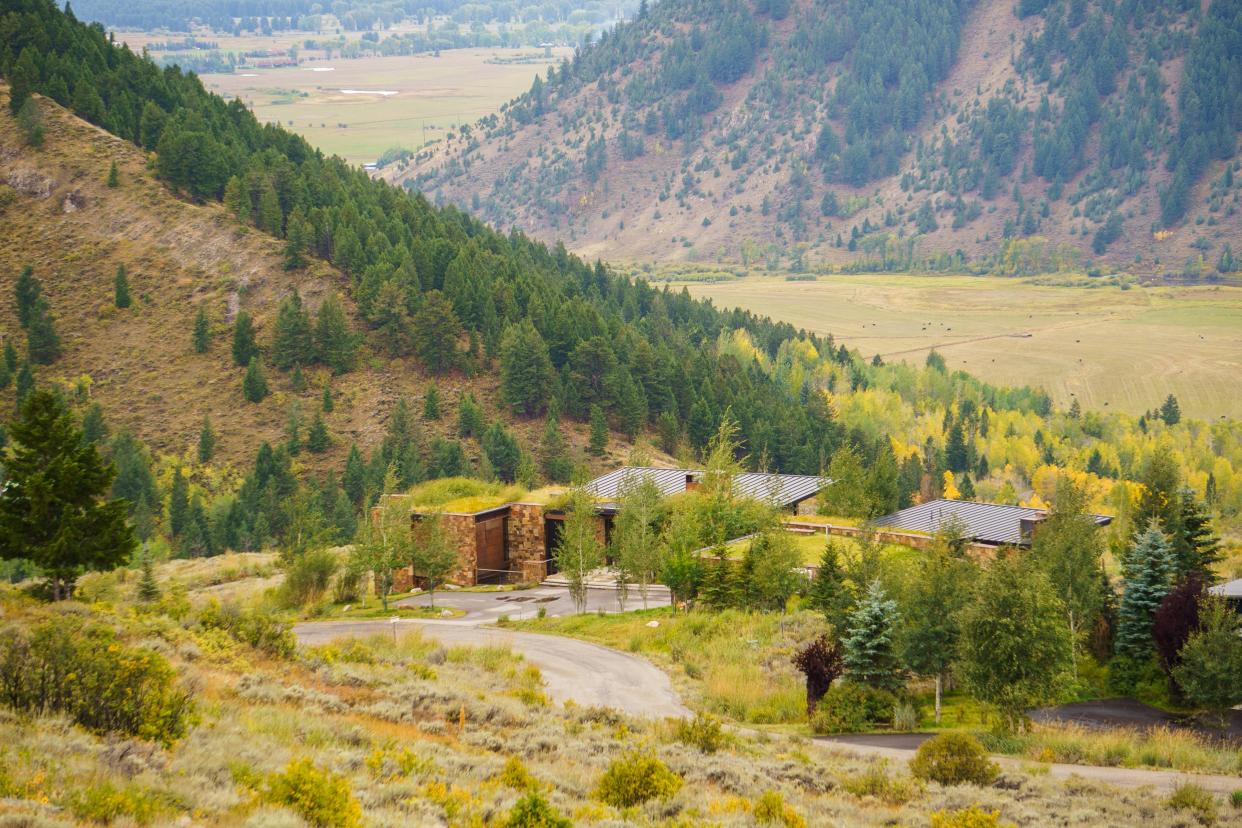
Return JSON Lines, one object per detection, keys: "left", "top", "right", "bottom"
{"left": 293, "top": 619, "right": 690, "bottom": 721}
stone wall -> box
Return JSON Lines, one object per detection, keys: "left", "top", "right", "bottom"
{"left": 393, "top": 512, "right": 483, "bottom": 591}
{"left": 507, "top": 503, "right": 547, "bottom": 583}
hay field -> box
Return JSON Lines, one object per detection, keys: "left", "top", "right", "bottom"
{"left": 682, "top": 274, "right": 1242, "bottom": 420}
{"left": 200, "top": 49, "right": 568, "bottom": 164}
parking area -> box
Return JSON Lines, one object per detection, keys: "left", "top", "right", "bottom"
{"left": 395, "top": 584, "right": 670, "bottom": 623}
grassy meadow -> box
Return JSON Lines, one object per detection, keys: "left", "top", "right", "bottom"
{"left": 679, "top": 273, "right": 1242, "bottom": 421}
{"left": 200, "top": 50, "right": 568, "bottom": 165}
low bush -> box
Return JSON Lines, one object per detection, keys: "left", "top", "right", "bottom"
{"left": 594, "top": 752, "right": 682, "bottom": 808}
{"left": 840, "top": 766, "right": 920, "bottom": 805}
{"left": 68, "top": 781, "right": 165, "bottom": 825}
{"left": 279, "top": 549, "right": 338, "bottom": 609}
{"left": 503, "top": 792, "right": 572, "bottom": 828}
{"left": 910, "top": 733, "right": 998, "bottom": 786}
{"left": 496, "top": 756, "right": 541, "bottom": 791}
{"left": 672, "top": 712, "right": 727, "bottom": 753}
{"left": 1167, "top": 783, "right": 1218, "bottom": 826}
{"left": 810, "top": 682, "right": 896, "bottom": 734}
{"left": 196, "top": 600, "right": 294, "bottom": 657}
{"left": 1232, "top": 789, "right": 1242, "bottom": 809}
{"left": 753, "top": 790, "right": 806, "bottom": 827}
{"left": 0, "top": 616, "right": 193, "bottom": 745}
{"left": 265, "top": 758, "right": 361, "bottom": 828}
{"left": 930, "top": 806, "right": 1013, "bottom": 828}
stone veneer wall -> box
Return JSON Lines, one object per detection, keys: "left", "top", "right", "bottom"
{"left": 393, "top": 512, "right": 483, "bottom": 591}
{"left": 506, "top": 503, "right": 547, "bottom": 583}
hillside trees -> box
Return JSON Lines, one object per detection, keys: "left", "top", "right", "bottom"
{"left": 499, "top": 320, "right": 554, "bottom": 417}
{"left": 0, "top": 390, "right": 136, "bottom": 599}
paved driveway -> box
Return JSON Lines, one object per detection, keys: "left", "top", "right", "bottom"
{"left": 292, "top": 616, "right": 688, "bottom": 720}
{"left": 395, "top": 584, "right": 669, "bottom": 623}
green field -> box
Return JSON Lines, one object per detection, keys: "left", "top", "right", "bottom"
{"left": 200, "top": 49, "right": 567, "bottom": 165}
{"left": 681, "top": 274, "right": 1242, "bottom": 420}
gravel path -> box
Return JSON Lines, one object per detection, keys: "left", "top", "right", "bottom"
{"left": 293, "top": 619, "right": 690, "bottom": 721}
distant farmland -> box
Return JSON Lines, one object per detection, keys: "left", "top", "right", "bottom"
{"left": 682, "top": 274, "right": 1242, "bottom": 421}
{"left": 200, "top": 50, "right": 567, "bottom": 165}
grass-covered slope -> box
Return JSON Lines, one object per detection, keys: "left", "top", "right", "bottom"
{"left": 402, "top": 0, "right": 1242, "bottom": 272}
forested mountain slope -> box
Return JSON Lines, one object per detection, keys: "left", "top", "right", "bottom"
{"left": 1, "top": 0, "right": 1240, "bottom": 546}
{"left": 400, "top": 0, "right": 1242, "bottom": 273}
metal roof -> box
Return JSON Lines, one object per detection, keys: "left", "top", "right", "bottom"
{"left": 585, "top": 466, "right": 828, "bottom": 509}
{"left": 1209, "top": 578, "right": 1242, "bottom": 599}
{"left": 872, "top": 499, "right": 1112, "bottom": 547}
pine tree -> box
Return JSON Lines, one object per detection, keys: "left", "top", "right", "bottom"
{"left": 945, "top": 421, "right": 968, "bottom": 472}
{"left": 499, "top": 320, "right": 554, "bottom": 416}
{"left": 1116, "top": 522, "right": 1175, "bottom": 661}
{"left": 168, "top": 467, "right": 190, "bottom": 538}
{"left": 588, "top": 404, "right": 608, "bottom": 456}
{"left": 0, "top": 390, "right": 135, "bottom": 599}
{"left": 290, "top": 363, "right": 306, "bottom": 392}
{"left": 307, "top": 410, "right": 330, "bottom": 453}
{"left": 0, "top": 353, "right": 12, "bottom": 390}
{"left": 321, "top": 384, "right": 334, "bottom": 413}
{"left": 843, "top": 580, "right": 903, "bottom": 692}
{"left": 410, "top": 290, "right": 461, "bottom": 374}
{"left": 271, "top": 293, "right": 313, "bottom": 370}
{"left": 192, "top": 307, "right": 210, "bottom": 353}
{"left": 422, "top": 384, "right": 440, "bottom": 420}
{"left": 80, "top": 403, "right": 107, "bottom": 446}
{"left": 106, "top": 160, "right": 119, "bottom": 188}
{"left": 285, "top": 403, "right": 302, "bottom": 455}
{"left": 457, "top": 393, "right": 484, "bottom": 438}
{"left": 136, "top": 549, "right": 160, "bottom": 601}
{"left": 113, "top": 264, "right": 131, "bottom": 308}
{"left": 198, "top": 415, "right": 215, "bottom": 463}
{"left": 232, "top": 311, "right": 258, "bottom": 366}
{"left": 243, "top": 356, "right": 269, "bottom": 402}
{"left": 482, "top": 422, "right": 521, "bottom": 483}
{"left": 3, "top": 341, "right": 16, "bottom": 375}
{"left": 26, "top": 299, "right": 61, "bottom": 364}
{"left": 1175, "top": 487, "right": 1220, "bottom": 578}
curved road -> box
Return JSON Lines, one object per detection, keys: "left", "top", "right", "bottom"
{"left": 295, "top": 619, "right": 1241, "bottom": 793}
{"left": 293, "top": 619, "right": 689, "bottom": 720}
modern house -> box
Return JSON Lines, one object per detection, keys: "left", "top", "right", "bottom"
{"left": 393, "top": 466, "right": 829, "bottom": 589}
{"left": 871, "top": 498, "right": 1112, "bottom": 548}
{"left": 1208, "top": 578, "right": 1242, "bottom": 612}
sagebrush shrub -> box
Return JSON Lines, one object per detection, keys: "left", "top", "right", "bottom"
{"left": 503, "top": 792, "right": 572, "bottom": 828}
{"left": 0, "top": 616, "right": 193, "bottom": 745}
{"left": 753, "top": 790, "right": 806, "bottom": 827}
{"left": 196, "top": 600, "right": 294, "bottom": 657}
{"left": 68, "top": 781, "right": 162, "bottom": 825}
{"left": 1167, "top": 783, "right": 1217, "bottom": 826}
{"left": 929, "top": 806, "right": 1012, "bottom": 828}
{"left": 672, "top": 712, "right": 727, "bottom": 753}
{"left": 265, "top": 758, "right": 361, "bottom": 828}
{"left": 594, "top": 752, "right": 682, "bottom": 808}
{"left": 909, "top": 733, "right": 999, "bottom": 786}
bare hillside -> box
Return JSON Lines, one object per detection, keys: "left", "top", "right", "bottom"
{"left": 0, "top": 88, "right": 631, "bottom": 472}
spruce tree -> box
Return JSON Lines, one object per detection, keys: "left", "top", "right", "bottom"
{"left": 1116, "top": 522, "right": 1175, "bottom": 661}
{"left": 198, "top": 415, "right": 215, "bottom": 463}
{"left": 26, "top": 299, "right": 61, "bottom": 364}
{"left": 307, "top": 410, "right": 329, "bottom": 453}
{"left": 314, "top": 294, "right": 357, "bottom": 374}
{"left": 588, "top": 404, "right": 608, "bottom": 456}
{"left": 0, "top": 354, "right": 11, "bottom": 391}
{"left": 539, "top": 409, "right": 572, "bottom": 483}
{"left": 14, "top": 362, "right": 34, "bottom": 409}
{"left": 136, "top": 549, "right": 160, "bottom": 602}
{"left": 232, "top": 311, "right": 258, "bottom": 366}
{"left": 457, "top": 393, "right": 484, "bottom": 439}
{"left": 14, "top": 265, "right": 40, "bottom": 329}
{"left": 106, "top": 160, "right": 119, "bottom": 188}
{"left": 290, "top": 363, "right": 306, "bottom": 392}
{"left": 3, "top": 340, "right": 16, "bottom": 375}
{"left": 243, "top": 356, "right": 268, "bottom": 402}
{"left": 410, "top": 290, "right": 461, "bottom": 374}
{"left": 1175, "top": 486, "right": 1220, "bottom": 579}
{"left": 422, "top": 384, "right": 440, "bottom": 420}
{"left": 1159, "top": 394, "right": 1181, "bottom": 426}
{"left": 0, "top": 390, "right": 136, "bottom": 598}
{"left": 321, "top": 384, "right": 334, "bottom": 412}
{"left": 80, "top": 403, "right": 107, "bottom": 446}
{"left": 343, "top": 444, "right": 366, "bottom": 505}
{"left": 285, "top": 403, "right": 302, "bottom": 455}
{"left": 271, "top": 293, "right": 313, "bottom": 370}
{"left": 843, "top": 580, "right": 903, "bottom": 692}
{"left": 192, "top": 307, "right": 210, "bottom": 353}
{"left": 168, "top": 467, "right": 189, "bottom": 538}
{"left": 808, "top": 541, "right": 853, "bottom": 632}
{"left": 113, "top": 264, "right": 131, "bottom": 308}
{"left": 499, "top": 320, "right": 554, "bottom": 416}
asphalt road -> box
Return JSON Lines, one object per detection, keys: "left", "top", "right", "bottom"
{"left": 292, "top": 618, "right": 689, "bottom": 720}
{"left": 818, "top": 733, "right": 1242, "bottom": 794}
{"left": 395, "top": 585, "right": 669, "bottom": 622}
